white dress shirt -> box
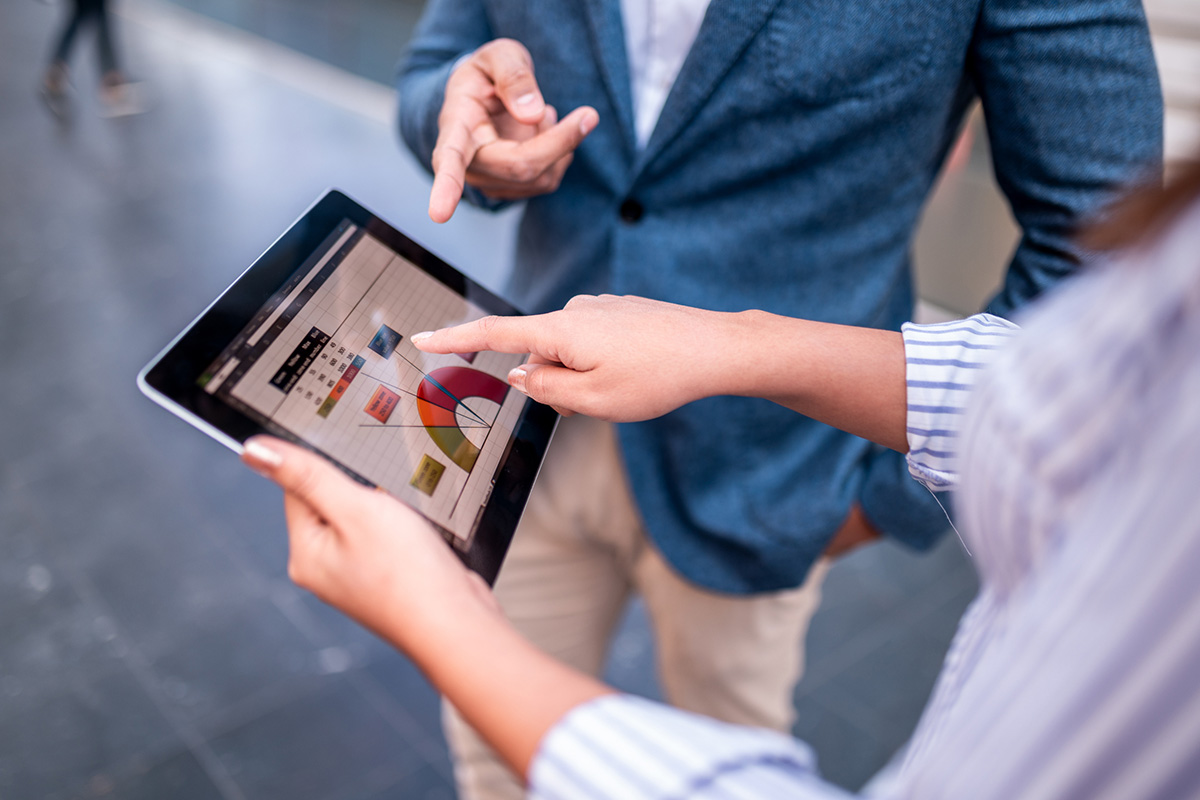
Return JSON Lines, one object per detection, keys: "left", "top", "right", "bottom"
{"left": 620, "top": 0, "right": 712, "bottom": 147}
{"left": 529, "top": 195, "right": 1200, "bottom": 798}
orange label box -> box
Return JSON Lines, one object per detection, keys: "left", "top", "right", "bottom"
{"left": 364, "top": 385, "right": 400, "bottom": 423}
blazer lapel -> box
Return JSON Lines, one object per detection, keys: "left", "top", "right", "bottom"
{"left": 637, "top": 0, "right": 784, "bottom": 172}
{"left": 580, "top": 0, "right": 637, "bottom": 157}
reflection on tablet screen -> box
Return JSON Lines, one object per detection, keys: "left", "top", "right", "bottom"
{"left": 195, "top": 219, "right": 527, "bottom": 548}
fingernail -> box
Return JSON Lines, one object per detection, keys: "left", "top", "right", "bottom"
{"left": 243, "top": 439, "right": 283, "bottom": 469}
{"left": 508, "top": 366, "right": 529, "bottom": 394}
{"left": 410, "top": 331, "right": 433, "bottom": 346}
{"left": 515, "top": 92, "right": 538, "bottom": 107}
{"left": 580, "top": 111, "right": 597, "bottom": 136}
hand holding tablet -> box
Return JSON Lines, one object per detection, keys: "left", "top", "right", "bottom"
{"left": 240, "top": 435, "right": 501, "bottom": 651}
{"left": 139, "top": 191, "right": 557, "bottom": 583}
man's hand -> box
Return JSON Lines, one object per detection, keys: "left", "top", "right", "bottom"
{"left": 429, "top": 38, "right": 599, "bottom": 223}
{"left": 823, "top": 505, "right": 882, "bottom": 559}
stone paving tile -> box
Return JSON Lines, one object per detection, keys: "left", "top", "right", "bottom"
{"left": 138, "top": 597, "right": 328, "bottom": 727}
{"left": 356, "top": 761, "right": 456, "bottom": 800}
{"left": 84, "top": 748, "right": 229, "bottom": 800}
{"left": 791, "top": 692, "right": 897, "bottom": 792}
{"left": 206, "top": 677, "right": 431, "bottom": 800}
{"left": 603, "top": 597, "right": 664, "bottom": 702}
{"left": 359, "top": 652, "right": 444, "bottom": 744}
{"left": 0, "top": 659, "right": 181, "bottom": 800}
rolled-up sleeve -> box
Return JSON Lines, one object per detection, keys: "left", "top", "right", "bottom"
{"left": 530, "top": 695, "right": 853, "bottom": 800}
{"left": 902, "top": 314, "right": 1019, "bottom": 491}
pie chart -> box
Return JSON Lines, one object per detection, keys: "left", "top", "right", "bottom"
{"left": 416, "top": 366, "right": 510, "bottom": 472}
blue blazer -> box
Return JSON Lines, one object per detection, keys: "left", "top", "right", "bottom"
{"left": 399, "top": 0, "right": 1162, "bottom": 593}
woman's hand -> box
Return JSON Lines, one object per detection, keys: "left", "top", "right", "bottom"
{"left": 241, "top": 436, "right": 612, "bottom": 779}
{"left": 240, "top": 437, "right": 498, "bottom": 651}
{"left": 415, "top": 293, "right": 910, "bottom": 452}
{"left": 413, "top": 294, "right": 740, "bottom": 420}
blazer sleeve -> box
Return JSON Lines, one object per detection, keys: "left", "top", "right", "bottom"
{"left": 859, "top": 1, "right": 1162, "bottom": 551}
{"left": 396, "top": 0, "right": 494, "bottom": 182}
{"left": 970, "top": 0, "right": 1163, "bottom": 317}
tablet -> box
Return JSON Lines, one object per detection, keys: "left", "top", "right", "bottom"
{"left": 139, "top": 190, "right": 557, "bottom": 584}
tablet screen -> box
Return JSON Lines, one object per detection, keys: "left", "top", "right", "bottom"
{"left": 195, "top": 218, "right": 528, "bottom": 548}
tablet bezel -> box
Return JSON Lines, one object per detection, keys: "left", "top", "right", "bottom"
{"left": 138, "top": 189, "right": 557, "bottom": 584}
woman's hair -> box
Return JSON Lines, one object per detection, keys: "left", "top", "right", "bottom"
{"left": 1081, "top": 158, "right": 1200, "bottom": 252}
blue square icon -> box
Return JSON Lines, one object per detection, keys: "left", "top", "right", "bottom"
{"left": 367, "top": 325, "right": 402, "bottom": 359}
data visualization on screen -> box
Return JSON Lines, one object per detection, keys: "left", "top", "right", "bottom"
{"left": 197, "top": 223, "right": 528, "bottom": 546}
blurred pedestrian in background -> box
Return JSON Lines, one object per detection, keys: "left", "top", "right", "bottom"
{"left": 41, "top": 0, "right": 144, "bottom": 119}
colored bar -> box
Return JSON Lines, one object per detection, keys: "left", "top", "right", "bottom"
{"left": 316, "top": 355, "right": 365, "bottom": 418}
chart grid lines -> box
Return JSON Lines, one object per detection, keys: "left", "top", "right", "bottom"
{"left": 224, "top": 232, "right": 528, "bottom": 543}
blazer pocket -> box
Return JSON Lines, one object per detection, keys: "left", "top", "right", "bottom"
{"left": 766, "top": 0, "right": 935, "bottom": 105}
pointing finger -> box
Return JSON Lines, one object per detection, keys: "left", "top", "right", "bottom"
{"left": 429, "top": 117, "right": 482, "bottom": 223}
{"left": 411, "top": 315, "right": 551, "bottom": 358}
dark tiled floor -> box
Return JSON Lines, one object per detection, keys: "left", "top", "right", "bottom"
{"left": 1, "top": 1, "right": 979, "bottom": 796}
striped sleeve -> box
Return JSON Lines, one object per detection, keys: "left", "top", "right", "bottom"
{"left": 529, "top": 695, "right": 853, "bottom": 800}
{"left": 902, "top": 314, "right": 1019, "bottom": 491}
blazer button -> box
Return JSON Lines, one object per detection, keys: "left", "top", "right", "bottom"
{"left": 619, "top": 198, "right": 644, "bottom": 223}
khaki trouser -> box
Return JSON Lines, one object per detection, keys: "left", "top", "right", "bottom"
{"left": 444, "top": 414, "right": 830, "bottom": 799}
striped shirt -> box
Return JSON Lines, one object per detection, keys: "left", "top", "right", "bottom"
{"left": 529, "top": 198, "right": 1200, "bottom": 800}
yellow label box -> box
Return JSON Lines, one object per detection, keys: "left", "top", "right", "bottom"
{"left": 410, "top": 454, "right": 446, "bottom": 496}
